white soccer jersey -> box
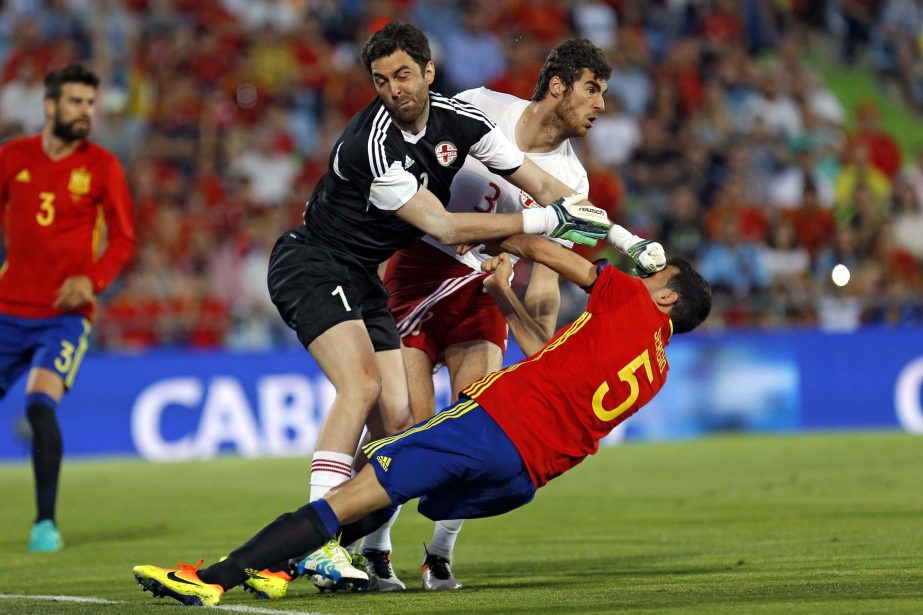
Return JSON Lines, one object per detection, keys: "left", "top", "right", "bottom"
{"left": 423, "top": 87, "right": 590, "bottom": 269}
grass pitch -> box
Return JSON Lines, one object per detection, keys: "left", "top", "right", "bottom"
{"left": 0, "top": 431, "right": 921, "bottom": 614}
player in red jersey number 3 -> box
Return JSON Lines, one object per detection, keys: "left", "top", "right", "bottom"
{"left": 0, "top": 64, "right": 135, "bottom": 552}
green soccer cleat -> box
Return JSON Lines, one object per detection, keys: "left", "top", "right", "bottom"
{"left": 132, "top": 560, "right": 224, "bottom": 607}
{"left": 243, "top": 566, "right": 293, "bottom": 600}
{"left": 28, "top": 520, "right": 62, "bottom": 553}
{"left": 296, "top": 537, "right": 369, "bottom": 592}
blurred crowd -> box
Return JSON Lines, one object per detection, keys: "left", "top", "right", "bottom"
{"left": 0, "top": 0, "right": 921, "bottom": 349}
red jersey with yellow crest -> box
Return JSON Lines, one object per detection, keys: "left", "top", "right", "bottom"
{"left": 0, "top": 135, "right": 135, "bottom": 320}
{"left": 464, "top": 264, "right": 673, "bottom": 488}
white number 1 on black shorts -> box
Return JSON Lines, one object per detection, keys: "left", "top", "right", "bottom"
{"left": 332, "top": 285, "right": 351, "bottom": 311}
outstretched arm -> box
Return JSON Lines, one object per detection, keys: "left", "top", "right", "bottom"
{"left": 497, "top": 234, "right": 599, "bottom": 288}
{"left": 482, "top": 253, "right": 554, "bottom": 357}
{"left": 395, "top": 186, "right": 609, "bottom": 246}
{"left": 523, "top": 263, "right": 561, "bottom": 340}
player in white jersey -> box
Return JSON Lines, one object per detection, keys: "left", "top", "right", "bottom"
{"left": 367, "top": 39, "right": 612, "bottom": 591}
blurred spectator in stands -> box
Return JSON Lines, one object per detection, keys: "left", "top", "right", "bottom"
{"left": 3, "top": 19, "right": 53, "bottom": 82}
{"left": 608, "top": 44, "right": 653, "bottom": 118}
{"left": 815, "top": 276, "right": 864, "bottom": 331}
{"left": 506, "top": 0, "right": 570, "bottom": 48}
{"left": 173, "top": 268, "right": 230, "bottom": 347}
{"left": 442, "top": 0, "right": 505, "bottom": 94}
{"left": 789, "top": 103, "right": 844, "bottom": 180}
{"left": 411, "top": 0, "right": 460, "bottom": 44}
{"left": 870, "top": 0, "right": 923, "bottom": 110}
{"left": 700, "top": 0, "right": 745, "bottom": 54}
{"left": 222, "top": 0, "right": 304, "bottom": 33}
{"left": 0, "top": 59, "right": 44, "bottom": 133}
{"left": 690, "top": 83, "right": 735, "bottom": 153}
{"left": 814, "top": 225, "right": 863, "bottom": 284}
{"left": 771, "top": 146, "right": 836, "bottom": 208}
{"left": 92, "top": 87, "right": 136, "bottom": 162}
{"left": 659, "top": 38, "right": 704, "bottom": 118}
{"left": 900, "top": 146, "right": 923, "bottom": 209}
{"left": 785, "top": 181, "right": 836, "bottom": 258}
{"left": 487, "top": 31, "right": 543, "bottom": 102}
{"left": 572, "top": 143, "right": 625, "bottom": 264}
{"left": 229, "top": 108, "right": 299, "bottom": 207}
{"left": 661, "top": 184, "right": 706, "bottom": 260}
{"left": 838, "top": 182, "right": 889, "bottom": 251}
{"left": 698, "top": 216, "right": 771, "bottom": 297}
{"left": 706, "top": 176, "right": 770, "bottom": 243}
{"left": 36, "top": 0, "right": 92, "bottom": 60}
{"left": 215, "top": 208, "right": 295, "bottom": 349}
{"left": 841, "top": 0, "right": 884, "bottom": 65}
{"left": 775, "top": 36, "right": 846, "bottom": 127}
{"left": 627, "top": 114, "right": 687, "bottom": 206}
{"left": 570, "top": 0, "right": 617, "bottom": 52}
{"left": 741, "top": 65, "right": 802, "bottom": 139}
{"left": 889, "top": 183, "right": 923, "bottom": 258}
{"left": 586, "top": 94, "right": 640, "bottom": 168}
{"left": 761, "top": 219, "right": 811, "bottom": 291}
{"left": 834, "top": 143, "right": 892, "bottom": 207}
{"left": 845, "top": 102, "right": 902, "bottom": 179}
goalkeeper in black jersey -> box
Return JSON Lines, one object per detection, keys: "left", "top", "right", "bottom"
{"left": 259, "top": 21, "right": 612, "bottom": 594}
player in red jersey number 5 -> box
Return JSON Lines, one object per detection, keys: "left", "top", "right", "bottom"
{"left": 132, "top": 228, "right": 710, "bottom": 606}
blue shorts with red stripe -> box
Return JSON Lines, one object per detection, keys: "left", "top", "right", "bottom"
{"left": 362, "top": 398, "right": 535, "bottom": 521}
{"left": 0, "top": 313, "right": 91, "bottom": 397}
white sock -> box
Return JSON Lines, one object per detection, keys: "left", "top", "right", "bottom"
{"left": 360, "top": 505, "right": 402, "bottom": 553}
{"left": 427, "top": 519, "right": 464, "bottom": 560}
{"left": 309, "top": 451, "right": 354, "bottom": 502}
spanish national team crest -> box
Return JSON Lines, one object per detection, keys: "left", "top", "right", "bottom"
{"left": 434, "top": 141, "right": 457, "bottom": 166}
{"left": 68, "top": 166, "right": 92, "bottom": 196}
{"left": 519, "top": 191, "right": 537, "bottom": 208}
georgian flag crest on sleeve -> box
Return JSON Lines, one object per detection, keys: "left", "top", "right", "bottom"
{"left": 434, "top": 141, "right": 458, "bottom": 166}
{"left": 519, "top": 191, "right": 537, "bottom": 208}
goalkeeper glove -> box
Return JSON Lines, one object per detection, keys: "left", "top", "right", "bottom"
{"left": 607, "top": 225, "right": 666, "bottom": 276}
{"left": 522, "top": 193, "right": 609, "bottom": 246}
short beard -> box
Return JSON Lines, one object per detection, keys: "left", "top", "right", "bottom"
{"left": 552, "top": 94, "right": 584, "bottom": 140}
{"left": 52, "top": 115, "right": 90, "bottom": 142}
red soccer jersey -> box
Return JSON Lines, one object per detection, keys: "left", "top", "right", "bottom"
{"left": 465, "top": 265, "right": 673, "bottom": 488}
{"left": 0, "top": 135, "right": 135, "bottom": 320}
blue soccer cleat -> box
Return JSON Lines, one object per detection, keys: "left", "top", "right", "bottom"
{"left": 28, "top": 519, "right": 62, "bottom": 553}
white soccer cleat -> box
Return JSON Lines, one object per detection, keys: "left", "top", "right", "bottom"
{"left": 361, "top": 548, "right": 406, "bottom": 591}
{"left": 296, "top": 537, "right": 369, "bottom": 592}
{"left": 421, "top": 551, "right": 462, "bottom": 591}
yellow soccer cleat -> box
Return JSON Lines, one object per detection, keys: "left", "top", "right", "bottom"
{"left": 243, "top": 567, "right": 294, "bottom": 600}
{"left": 132, "top": 560, "right": 224, "bottom": 607}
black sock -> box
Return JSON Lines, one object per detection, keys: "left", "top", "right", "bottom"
{"left": 339, "top": 504, "right": 398, "bottom": 547}
{"left": 27, "top": 401, "right": 62, "bottom": 523}
{"left": 198, "top": 503, "right": 333, "bottom": 590}
{"left": 259, "top": 504, "right": 399, "bottom": 574}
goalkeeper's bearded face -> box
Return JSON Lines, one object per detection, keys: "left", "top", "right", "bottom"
{"left": 371, "top": 50, "right": 433, "bottom": 129}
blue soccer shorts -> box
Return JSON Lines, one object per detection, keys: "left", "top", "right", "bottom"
{"left": 361, "top": 398, "right": 536, "bottom": 521}
{"left": 0, "top": 313, "right": 92, "bottom": 397}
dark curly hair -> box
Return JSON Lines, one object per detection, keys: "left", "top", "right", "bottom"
{"left": 532, "top": 38, "right": 611, "bottom": 102}
{"left": 664, "top": 257, "right": 712, "bottom": 334}
{"left": 44, "top": 64, "right": 99, "bottom": 100}
{"left": 361, "top": 21, "right": 432, "bottom": 75}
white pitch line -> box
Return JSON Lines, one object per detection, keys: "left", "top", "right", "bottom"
{"left": 0, "top": 595, "right": 118, "bottom": 604}
{"left": 0, "top": 594, "right": 332, "bottom": 614}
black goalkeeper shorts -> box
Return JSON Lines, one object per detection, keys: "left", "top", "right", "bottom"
{"left": 267, "top": 226, "right": 401, "bottom": 351}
